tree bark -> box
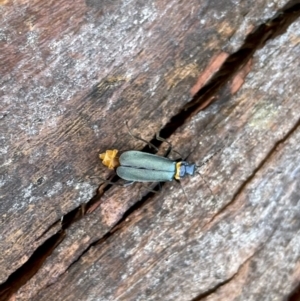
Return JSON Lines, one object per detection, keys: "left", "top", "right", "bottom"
{"left": 0, "top": 0, "right": 300, "bottom": 300}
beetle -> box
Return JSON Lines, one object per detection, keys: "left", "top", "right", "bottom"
{"left": 99, "top": 149, "right": 196, "bottom": 182}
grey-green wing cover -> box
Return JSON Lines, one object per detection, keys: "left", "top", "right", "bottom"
{"left": 116, "top": 166, "right": 174, "bottom": 182}
{"left": 119, "top": 151, "right": 176, "bottom": 171}
{"left": 117, "top": 151, "right": 176, "bottom": 182}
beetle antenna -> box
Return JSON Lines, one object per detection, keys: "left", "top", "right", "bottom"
{"left": 195, "top": 147, "right": 222, "bottom": 199}
{"left": 179, "top": 181, "right": 190, "bottom": 203}
{"left": 125, "top": 121, "right": 159, "bottom": 152}
{"left": 196, "top": 171, "right": 215, "bottom": 198}
{"left": 196, "top": 147, "right": 222, "bottom": 169}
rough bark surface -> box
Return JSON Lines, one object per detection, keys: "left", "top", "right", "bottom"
{"left": 0, "top": 0, "right": 300, "bottom": 300}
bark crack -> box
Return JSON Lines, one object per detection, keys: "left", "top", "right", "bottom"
{"left": 203, "top": 116, "right": 300, "bottom": 229}
{"left": 157, "top": 1, "right": 300, "bottom": 141}
{"left": 0, "top": 232, "right": 65, "bottom": 301}
{"left": 191, "top": 225, "right": 279, "bottom": 301}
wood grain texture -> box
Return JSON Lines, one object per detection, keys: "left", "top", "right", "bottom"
{"left": 0, "top": 0, "right": 299, "bottom": 300}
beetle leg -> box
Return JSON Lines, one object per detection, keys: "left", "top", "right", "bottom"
{"left": 90, "top": 176, "right": 131, "bottom": 187}
{"left": 143, "top": 182, "right": 160, "bottom": 194}
{"left": 125, "top": 121, "right": 159, "bottom": 152}
{"left": 123, "top": 181, "right": 134, "bottom": 186}
{"left": 155, "top": 133, "right": 183, "bottom": 159}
